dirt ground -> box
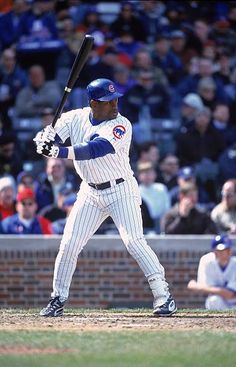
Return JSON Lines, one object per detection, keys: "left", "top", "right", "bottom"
{"left": 0, "top": 310, "right": 236, "bottom": 332}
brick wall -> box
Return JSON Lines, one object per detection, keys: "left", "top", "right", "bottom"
{"left": 0, "top": 235, "right": 235, "bottom": 309}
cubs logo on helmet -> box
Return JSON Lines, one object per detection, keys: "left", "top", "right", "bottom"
{"left": 113, "top": 125, "right": 126, "bottom": 139}
{"left": 109, "top": 84, "right": 115, "bottom": 93}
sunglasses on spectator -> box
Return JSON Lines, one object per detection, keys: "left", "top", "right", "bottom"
{"left": 21, "top": 201, "right": 34, "bottom": 206}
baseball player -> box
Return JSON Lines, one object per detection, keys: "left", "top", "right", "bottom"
{"left": 34, "top": 78, "right": 177, "bottom": 317}
{"left": 187, "top": 235, "right": 236, "bottom": 310}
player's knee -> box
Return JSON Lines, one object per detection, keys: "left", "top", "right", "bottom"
{"left": 205, "top": 295, "right": 227, "bottom": 310}
{"left": 125, "top": 237, "right": 147, "bottom": 256}
{"left": 59, "top": 241, "right": 80, "bottom": 262}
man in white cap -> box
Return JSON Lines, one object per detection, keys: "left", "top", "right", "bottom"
{"left": 180, "top": 93, "right": 204, "bottom": 130}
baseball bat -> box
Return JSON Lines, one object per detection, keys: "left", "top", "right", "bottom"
{"left": 51, "top": 34, "right": 94, "bottom": 128}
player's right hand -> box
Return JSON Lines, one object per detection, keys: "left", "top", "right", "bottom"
{"left": 36, "top": 141, "right": 59, "bottom": 158}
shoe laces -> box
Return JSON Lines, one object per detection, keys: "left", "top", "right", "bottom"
{"left": 47, "top": 298, "right": 62, "bottom": 311}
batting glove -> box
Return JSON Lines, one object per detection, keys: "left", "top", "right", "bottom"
{"left": 41, "top": 125, "right": 56, "bottom": 142}
{"left": 33, "top": 130, "right": 44, "bottom": 144}
{"left": 36, "top": 141, "right": 59, "bottom": 158}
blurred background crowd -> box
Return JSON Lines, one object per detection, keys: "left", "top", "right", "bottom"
{"left": 0, "top": 0, "right": 236, "bottom": 235}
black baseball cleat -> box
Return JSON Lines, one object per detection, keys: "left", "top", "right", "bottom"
{"left": 39, "top": 296, "right": 65, "bottom": 317}
{"left": 153, "top": 295, "right": 177, "bottom": 317}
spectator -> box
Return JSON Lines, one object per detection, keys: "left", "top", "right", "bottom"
{"left": 224, "top": 66, "right": 236, "bottom": 126}
{"left": 0, "top": 48, "right": 28, "bottom": 128}
{"left": 170, "top": 30, "right": 190, "bottom": 67}
{"left": 131, "top": 47, "right": 169, "bottom": 87}
{"left": 0, "top": 0, "right": 29, "bottom": 49}
{"left": 212, "top": 103, "right": 236, "bottom": 146}
{"left": 136, "top": 141, "right": 161, "bottom": 179}
{"left": 76, "top": 6, "right": 108, "bottom": 46}
{"left": 113, "top": 64, "right": 135, "bottom": 95}
{"left": 212, "top": 14, "right": 236, "bottom": 54}
{"left": 187, "top": 19, "right": 212, "bottom": 56}
{"left": 56, "top": 15, "right": 84, "bottom": 89}
{"left": 96, "top": 31, "right": 132, "bottom": 65}
{"left": 211, "top": 179, "right": 236, "bottom": 235}
{"left": 137, "top": 161, "right": 170, "bottom": 233}
{"left": 40, "top": 107, "right": 54, "bottom": 129}
{"left": 110, "top": 1, "right": 146, "bottom": 42}
{"left": 158, "top": 154, "right": 179, "bottom": 192}
{"left": 197, "top": 76, "right": 226, "bottom": 112}
{"left": 112, "top": 64, "right": 135, "bottom": 110}
{"left": 121, "top": 69, "right": 170, "bottom": 144}
{"left": 152, "top": 33, "right": 184, "bottom": 86}
{"left": 138, "top": 0, "right": 168, "bottom": 44}
{"left": 187, "top": 235, "right": 236, "bottom": 310}
{"left": 218, "top": 143, "right": 236, "bottom": 184}
{"left": 15, "top": 64, "right": 61, "bottom": 118}
{"left": 0, "top": 176, "right": 16, "bottom": 220}
{"left": 0, "top": 187, "right": 53, "bottom": 234}
{"left": 201, "top": 39, "right": 217, "bottom": 61}
{"left": 35, "top": 157, "right": 78, "bottom": 211}
{"left": 115, "top": 31, "right": 144, "bottom": 60}
{"left": 176, "top": 107, "right": 226, "bottom": 202}
{"left": 0, "top": 132, "right": 23, "bottom": 179}
{"left": 83, "top": 46, "right": 118, "bottom": 85}
{"left": 214, "top": 49, "right": 232, "bottom": 86}
{"left": 176, "top": 106, "right": 225, "bottom": 166}
{"left": 52, "top": 192, "right": 77, "bottom": 234}
{"left": 55, "top": 0, "right": 89, "bottom": 27}
{"left": 17, "top": 0, "right": 58, "bottom": 43}
{"left": 161, "top": 182, "right": 217, "bottom": 234}
{"left": 38, "top": 184, "right": 74, "bottom": 222}
{"left": 177, "top": 92, "right": 204, "bottom": 130}
{"left": 171, "top": 166, "right": 214, "bottom": 210}
{"left": 16, "top": 170, "right": 39, "bottom": 191}
{"left": 176, "top": 58, "right": 227, "bottom": 102}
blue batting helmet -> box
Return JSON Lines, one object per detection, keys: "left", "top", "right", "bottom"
{"left": 87, "top": 78, "right": 123, "bottom": 102}
{"left": 211, "top": 235, "right": 233, "bottom": 251}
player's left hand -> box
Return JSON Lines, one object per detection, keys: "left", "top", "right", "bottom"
{"left": 36, "top": 141, "right": 59, "bottom": 158}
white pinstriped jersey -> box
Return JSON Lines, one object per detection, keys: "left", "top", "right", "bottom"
{"left": 54, "top": 107, "right": 134, "bottom": 183}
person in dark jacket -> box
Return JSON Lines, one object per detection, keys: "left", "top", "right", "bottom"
{"left": 176, "top": 107, "right": 226, "bottom": 202}
{"left": 176, "top": 107, "right": 226, "bottom": 166}
{"left": 35, "top": 157, "right": 78, "bottom": 211}
{"left": 161, "top": 182, "right": 217, "bottom": 234}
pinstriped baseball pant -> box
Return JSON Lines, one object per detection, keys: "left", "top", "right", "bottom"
{"left": 52, "top": 179, "right": 167, "bottom": 301}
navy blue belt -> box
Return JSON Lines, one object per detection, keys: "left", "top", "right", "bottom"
{"left": 88, "top": 178, "right": 124, "bottom": 190}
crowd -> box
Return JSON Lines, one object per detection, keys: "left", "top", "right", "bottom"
{"left": 0, "top": 0, "right": 236, "bottom": 237}
{"left": 0, "top": 0, "right": 235, "bottom": 310}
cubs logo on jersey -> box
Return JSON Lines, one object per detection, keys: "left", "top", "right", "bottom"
{"left": 113, "top": 125, "right": 126, "bottom": 139}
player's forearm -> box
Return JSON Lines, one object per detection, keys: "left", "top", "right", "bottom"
{"left": 188, "top": 281, "right": 235, "bottom": 298}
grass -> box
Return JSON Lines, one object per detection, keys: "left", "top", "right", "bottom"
{"left": 0, "top": 309, "right": 236, "bottom": 367}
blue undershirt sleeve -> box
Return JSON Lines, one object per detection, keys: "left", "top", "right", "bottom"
{"left": 57, "top": 138, "right": 115, "bottom": 160}
{"left": 75, "top": 138, "right": 115, "bottom": 160}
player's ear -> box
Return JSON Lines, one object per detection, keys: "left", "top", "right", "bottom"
{"left": 90, "top": 100, "right": 97, "bottom": 108}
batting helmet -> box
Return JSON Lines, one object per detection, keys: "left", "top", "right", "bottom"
{"left": 87, "top": 78, "right": 123, "bottom": 102}
{"left": 211, "top": 235, "right": 233, "bottom": 251}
